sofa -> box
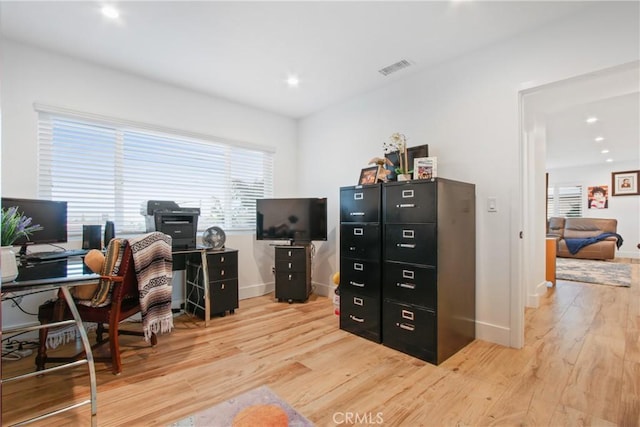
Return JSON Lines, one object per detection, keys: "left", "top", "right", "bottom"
{"left": 547, "top": 217, "right": 622, "bottom": 260}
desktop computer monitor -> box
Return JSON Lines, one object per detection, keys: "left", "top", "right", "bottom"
{"left": 1, "top": 197, "right": 68, "bottom": 249}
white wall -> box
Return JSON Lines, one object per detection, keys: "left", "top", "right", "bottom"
{"left": 297, "top": 3, "right": 640, "bottom": 345}
{"left": 1, "top": 40, "right": 298, "bottom": 328}
{"left": 548, "top": 160, "right": 640, "bottom": 259}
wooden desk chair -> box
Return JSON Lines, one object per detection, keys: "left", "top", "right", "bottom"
{"left": 36, "top": 241, "right": 157, "bottom": 375}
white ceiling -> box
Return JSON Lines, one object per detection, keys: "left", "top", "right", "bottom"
{"left": 1, "top": 1, "right": 591, "bottom": 119}
{"left": 1, "top": 1, "right": 637, "bottom": 168}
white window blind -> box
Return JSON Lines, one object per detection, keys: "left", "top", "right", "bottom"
{"left": 37, "top": 112, "right": 274, "bottom": 238}
{"left": 547, "top": 185, "right": 583, "bottom": 219}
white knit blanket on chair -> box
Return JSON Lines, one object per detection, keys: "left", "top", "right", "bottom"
{"left": 127, "top": 232, "right": 174, "bottom": 341}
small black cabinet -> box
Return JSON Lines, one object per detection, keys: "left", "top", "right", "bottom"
{"left": 275, "top": 245, "right": 311, "bottom": 302}
{"left": 186, "top": 249, "right": 239, "bottom": 318}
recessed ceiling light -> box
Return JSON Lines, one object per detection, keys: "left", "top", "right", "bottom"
{"left": 585, "top": 117, "right": 598, "bottom": 124}
{"left": 286, "top": 75, "right": 299, "bottom": 87}
{"left": 101, "top": 5, "right": 119, "bottom": 19}
{"left": 606, "top": 158, "right": 613, "bottom": 162}
{"left": 601, "top": 149, "right": 609, "bottom": 154}
{"left": 594, "top": 137, "right": 604, "bottom": 142}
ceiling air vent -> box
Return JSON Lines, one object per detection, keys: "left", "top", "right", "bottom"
{"left": 378, "top": 59, "right": 412, "bottom": 76}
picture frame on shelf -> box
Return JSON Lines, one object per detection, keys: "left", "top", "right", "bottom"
{"left": 407, "top": 145, "right": 429, "bottom": 173}
{"left": 358, "top": 166, "right": 381, "bottom": 185}
{"left": 384, "top": 151, "right": 400, "bottom": 181}
{"left": 413, "top": 157, "right": 437, "bottom": 180}
{"left": 611, "top": 170, "right": 640, "bottom": 196}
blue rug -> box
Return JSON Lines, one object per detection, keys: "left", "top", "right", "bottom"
{"left": 170, "top": 385, "right": 313, "bottom": 426}
{"left": 556, "top": 258, "right": 632, "bottom": 287}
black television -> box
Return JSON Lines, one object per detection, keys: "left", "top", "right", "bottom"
{"left": 256, "top": 197, "right": 327, "bottom": 244}
{"left": 1, "top": 197, "right": 68, "bottom": 249}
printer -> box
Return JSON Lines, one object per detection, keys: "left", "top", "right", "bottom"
{"left": 141, "top": 200, "right": 200, "bottom": 249}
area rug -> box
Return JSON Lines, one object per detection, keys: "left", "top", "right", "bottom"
{"left": 169, "top": 385, "right": 314, "bottom": 427}
{"left": 556, "top": 258, "right": 631, "bottom": 287}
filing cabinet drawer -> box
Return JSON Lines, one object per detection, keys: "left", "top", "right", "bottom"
{"left": 340, "top": 223, "right": 381, "bottom": 261}
{"left": 275, "top": 247, "right": 308, "bottom": 264}
{"left": 384, "top": 181, "right": 436, "bottom": 224}
{"left": 340, "top": 185, "right": 381, "bottom": 223}
{"left": 340, "top": 290, "right": 381, "bottom": 343}
{"left": 275, "top": 259, "right": 305, "bottom": 272}
{"left": 385, "top": 223, "right": 437, "bottom": 266}
{"left": 339, "top": 258, "right": 381, "bottom": 296}
{"left": 382, "top": 300, "right": 436, "bottom": 363}
{"left": 383, "top": 262, "right": 437, "bottom": 309}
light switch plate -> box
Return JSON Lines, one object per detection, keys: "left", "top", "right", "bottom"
{"left": 488, "top": 197, "right": 497, "bottom": 212}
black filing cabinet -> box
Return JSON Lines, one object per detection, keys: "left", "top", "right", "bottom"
{"left": 275, "top": 245, "right": 311, "bottom": 302}
{"left": 186, "top": 249, "right": 239, "bottom": 318}
{"left": 382, "top": 179, "right": 475, "bottom": 364}
{"left": 339, "top": 184, "right": 382, "bottom": 343}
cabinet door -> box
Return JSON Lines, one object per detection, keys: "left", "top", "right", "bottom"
{"left": 210, "top": 279, "right": 239, "bottom": 314}
{"left": 383, "top": 262, "right": 437, "bottom": 309}
{"left": 339, "top": 258, "right": 381, "bottom": 297}
{"left": 384, "top": 182, "right": 436, "bottom": 224}
{"left": 382, "top": 300, "right": 436, "bottom": 363}
{"left": 340, "top": 224, "right": 381, "bottom": 261}
{"left": 384, "top": 223, "right": 437, "bottom": 266}
{"left": 340, "top": 186, "right": 381, "bottom": 223}
{"left": 340, "top": 289, "right": 381, "bottom": 343}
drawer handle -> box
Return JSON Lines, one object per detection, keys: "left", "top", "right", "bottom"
{"left": 288, "top": 250, "right": 292, "bottom": 257}
{"left": 350, "top": 315, "right": 364, "bottom": 323}
{"left": 350, "top": 212, "right": 365, "bottom": 216}
{"left": 402, "top": 230, "right": 414, "bottom": 239}
{"left": 288, "top": 274, "right": 292, "bottom": 280}
{"left": 221, "top": 269, "right": 225, "bottom": 276}
{"left": 402, "top": 309, "right": 414, "bottom": 320}
{"left": 398, "top": 282, "right": 416, "bottom": 289}
{"left": 354, "top": 192, "right": 363, "bottom": 200}
{"left": 397, "top": 243, "right": 416, "bottom": 248}
{"left": 353, "top": 297, "right": 363, "bottom": 306}
{"left": 353, "top": 263, "right": 363, "bottom": 271}
{"left": 288, "top": 262, "right": 292, "bottom": 269}
{"left": 350, "top": 281, "right": 365, "bottom": 287}
{"left": 396, "top": 203, "right": 415, "bottom": 208}
{"left": 399, "top": 323, "right": 415, "bottom": 331}
{"left": 402, "top": 270, "right": 414, "bottom": 279}
{"left": 402, "top": 190, "right": 414, "bottom": 198}
{"left": 353, "top": 228, "right": 363, "bottom": 236}
{"left": 221, "top": 256, "right": 225, "bottom": 263}
{"left": 221, "top": 283, "right": 225, "bottom": 290}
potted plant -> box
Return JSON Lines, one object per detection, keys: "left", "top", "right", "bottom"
{"left": 383, "top": 132, "right": 411, "bottom": 181}
{"left": 1, "top": 206, "right": 42, "bottom": 282}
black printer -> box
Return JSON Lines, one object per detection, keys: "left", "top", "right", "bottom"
{"left": 141, "top": 200, "right": 200, "bottom": 249}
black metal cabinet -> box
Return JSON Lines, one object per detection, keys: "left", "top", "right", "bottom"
{"left": 275, "top": 245, "right": 311, "bottom": 302}
{"left": 186, "top": 249, "right": 239, "bottom": 318}
{"left": 339, "top": 184, "right": 382, "bottom": 342}
{"left": 382, "top": 179, "right": 475, "bottom": 364}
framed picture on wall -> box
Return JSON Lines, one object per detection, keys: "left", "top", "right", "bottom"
{"left": 611, "top": 170, "right": 640, "bottom": 196}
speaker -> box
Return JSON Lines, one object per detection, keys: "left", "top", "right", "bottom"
{"left": 104, "top": 221, "right": 115, "bottom": 249}
{"left": 82, "top": 225, "right": 102, "bottom": 250}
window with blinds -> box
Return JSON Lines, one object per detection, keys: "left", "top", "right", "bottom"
{"left": 547, "top": 185, "right": 583, "bottom": 219}
{"left": 37, "top": 112, "right": 274, "bottom": 239}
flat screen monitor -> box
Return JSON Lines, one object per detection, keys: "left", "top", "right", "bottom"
{"left": 256, "top": 197, "right": 327, "bottom": 244}
{"left": 1, "top": 197, "right": 68, "bottom": 247}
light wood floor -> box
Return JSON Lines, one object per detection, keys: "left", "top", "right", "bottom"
{"left": 2, "top": 261, "right": 639, "bottom": 426}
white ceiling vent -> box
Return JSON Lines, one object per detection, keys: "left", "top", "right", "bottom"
{"left": 378, "top": 59, "right": 413, "bottom": 76}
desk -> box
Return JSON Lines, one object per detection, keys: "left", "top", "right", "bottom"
{"left": 1, "top": 258, "right": 99, "bottom": 426}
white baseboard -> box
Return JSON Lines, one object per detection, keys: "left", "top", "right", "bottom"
{"left": 475, "top": 320, "right": 511, "bottom": 347}
{"left": 239, "top": 282, "right": 275, "bottom": 300}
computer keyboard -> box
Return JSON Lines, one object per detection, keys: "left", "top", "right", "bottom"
{"left": 26, "top": 249, "right": 89, "bottom": 261}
